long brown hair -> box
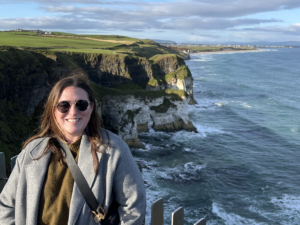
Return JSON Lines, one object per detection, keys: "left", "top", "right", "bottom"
{"left": 23, "top": 75, "right": 107, "bottom": 173}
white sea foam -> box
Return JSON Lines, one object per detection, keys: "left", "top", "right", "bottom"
{"left": 191, "top": 58, "right": 214, "bottom": 62}
{"left": 247, "top": 194, "right": 300, "bottom": 224}
{"left": 183, "top": 147, "right": 197, "bottom": 152}
{"left": 190, "top": 99, "right": 220, "bottom": 109}
{"left": 262, "top": 49, "right": 278, "bottom": 52}
{"left": 212, "top": 203, "right": 267, "bottom": 225}
{"left": 157, "top": 162, "right": 206, "bottom": 183}
{"left": 195, "top": 124, "right": 226, "bottom": 137}
{"left": 270, "top": 194, "right": 300, "bottom": 220}
{"left": 170, "top": 124, "right": 225, "bottom": 141}
{"left": 214, "top": 101, "right": 227, "bottom": 107}
{"left": 133, "top": 142, "right": 152, "bottom": 151}
{"left": 291, "top": 128, "right": 298, "bottom": 133}
{"left": 231, "top": 100, "right": 253, "bottom": 108}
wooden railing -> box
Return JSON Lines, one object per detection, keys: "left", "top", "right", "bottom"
{"left": 0, "top": 152, "right": 206, "bottom": 224}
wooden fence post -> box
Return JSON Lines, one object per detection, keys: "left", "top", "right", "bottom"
{"left": 171, "top": 207, "right": 184, "bottom": 225}
{"left": 11, "top": 155, "right": 18, "bottom": 172}
{"left": 194, "top": 218, "right": 206, "bottom": 225}
{"left": 0, "top": 152, "right": 7, "bottom": 193}
{"left": 151, "top": 198, "right": 164, "bottom": 225}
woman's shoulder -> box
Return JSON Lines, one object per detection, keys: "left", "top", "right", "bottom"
{"left": 100, "top": 128, "right": 130, "bottom": 153}
{"left": 24, "top": 137, "right": 50, "bottom": 151}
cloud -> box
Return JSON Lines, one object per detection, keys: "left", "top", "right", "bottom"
{"left": 237, "top": 23, "right": 300, "bottom": 35}
{"left": 3, "top": 0, "right": 300, "bottom": 18}
{"left": 0, "top": 15, "right": 281, "bottom": 32}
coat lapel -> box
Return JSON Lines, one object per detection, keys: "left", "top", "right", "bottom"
{"left": 25, "top": 137, "right": 51, "bottom": 225}
{"left": 68, "top": 133, "right": 99, "bottom": 225}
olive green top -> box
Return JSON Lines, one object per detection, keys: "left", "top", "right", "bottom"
{"left": 37, "top": 137, "right": 82, "bottom": 225}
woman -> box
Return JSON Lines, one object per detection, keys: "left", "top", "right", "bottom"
{"left": 0, "top": 75, "right": 146, "bottom": 225}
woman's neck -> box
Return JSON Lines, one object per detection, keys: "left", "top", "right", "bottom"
{"left": 65, "top": 135, "right": 82, "bottom": 144}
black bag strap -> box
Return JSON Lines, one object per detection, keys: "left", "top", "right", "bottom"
{"left": 58, "top": 140, "right": 106, "bottom": 223}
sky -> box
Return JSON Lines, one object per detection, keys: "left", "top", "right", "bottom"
{"left": 0, "top": 0, "right": 300, "bottom": 43}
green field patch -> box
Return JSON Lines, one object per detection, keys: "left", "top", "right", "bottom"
{"left": 91, "top": 82, "right": 186, "bottom": 102}
{"left": 165, "top": 65, "right": 192, "bottom": 83}
{"left": 51, "top": 48, "right": 115, "bottom": 54}
{"left": 147, "top": 79, "right": 159, "bottom": 87}
{"left": 0, "top": 32, "right": 120, "bottom": 48}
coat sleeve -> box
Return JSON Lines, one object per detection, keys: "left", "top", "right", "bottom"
{"left": 112, "top": 142, "right": 146, "bottom": 225}
{"left": 0, "top": 151, "right": 25, "bottom": 225}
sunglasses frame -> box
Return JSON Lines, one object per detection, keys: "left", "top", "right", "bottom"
{"left": 55, "top": 100, "right": 91, "bottom": 113}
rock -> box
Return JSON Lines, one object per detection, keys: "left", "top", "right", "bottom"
{"left": 181, "top": 54, "right": 191, "bottom": 60}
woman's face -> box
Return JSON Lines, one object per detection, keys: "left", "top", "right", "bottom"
{"left": 54, "top": 86, "right": 94, "bottom": 143}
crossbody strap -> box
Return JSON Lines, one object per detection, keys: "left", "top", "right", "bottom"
{"left": 58, "top": 140, "right": 106, "bottom": 223}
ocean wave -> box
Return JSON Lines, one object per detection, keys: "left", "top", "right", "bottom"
{"left": 270, "top": 194, "right": 300, "bottom": 221}
{"left": 170, "top": 124, "right": 225, "bottom": 140}
{"left": 183, "top": 147, "right": 197, "bottom": 152}
{"left": 191, "top": 99, "right": 220, "bottom": 109}
{"left": 191, "top": 58, "right": 214, "bottom": 62}
{"left": 291, "top": 128, "right": 298, "bottom": 133}
{"left": 231, "top": 100, "right": 253, "bottom": 108}
{"left": 133, "top": 142, "right": 152, "bottom": 152}
{"left": 214, "top": 101, "right": 227, "bottom": 107}
{"left": 211, "top": 203, "right": 267, "bottom": 225}
{"left": 195, "top": 124, "right": 226, "bottom": 137}
{"left": 157, "top": 162, "right": 206, "bottom": 183}
{"left": 261, "top": 49, "right": 278, "bottom": 52}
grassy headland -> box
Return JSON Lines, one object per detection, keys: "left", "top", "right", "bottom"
{"left": 0, "top": 31, "right": 192, "bottom": 171}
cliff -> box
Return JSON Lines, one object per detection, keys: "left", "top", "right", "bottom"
{"left": 0, "top": 46, "right": 197, "bottom": 169}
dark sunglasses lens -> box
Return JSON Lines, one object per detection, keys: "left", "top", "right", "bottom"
{"left": 57, "top": 101, "right": 70, "bottom": 113}
{"left": 75, "top": 100, "right": 89, "bottom": 111}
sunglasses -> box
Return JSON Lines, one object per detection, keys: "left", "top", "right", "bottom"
{"left": 55, "top": 100, "right": 91, "bottom": 113}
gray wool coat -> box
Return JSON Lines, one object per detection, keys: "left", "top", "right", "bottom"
{"left": 0, "top": 129, "right": 146, "bottom": 225}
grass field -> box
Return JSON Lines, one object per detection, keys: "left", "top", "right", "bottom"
{"left": 0, "top": 32, "right": 121, "bottom": 48}
{"left": 0, "top": 31, "right": 178, "bottom": 58}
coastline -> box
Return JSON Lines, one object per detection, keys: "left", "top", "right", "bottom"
{"left": 189, "top": 49, "right": 264, "bottom": 55}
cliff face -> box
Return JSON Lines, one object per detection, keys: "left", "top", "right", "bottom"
{"left": 99, "top": 93, "right": 196, "bottom": 148}
{"left": 0, "top": 48, "right": 196, "bottom": 167}
{"left": 66, "top": 53, "right": 154, "bottom": 86}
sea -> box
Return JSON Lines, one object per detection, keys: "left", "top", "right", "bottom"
{"left": 131, "top": 47, "right": 300, "bottom": 225}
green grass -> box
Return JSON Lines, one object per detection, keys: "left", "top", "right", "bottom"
{"left": 0, "top": 32, "right": 181, "bottom": 58}
{"left": 0, "top": 32, "right": 121, "bottom": 48}
{"left": 91, "top": 82, "right": 187, "bottom": 101}
{"left": 51, "top": 32, "right": 140, "bottom": 42}
{"left": 50, "top": 48, "right": 116, "bottom": 54}
{"left": 165, "top": 65, "right": 192, "bottom": 82}
{"left": 147, "top": 79, "right": 159, "bottom": 87}
{"left": 150, "top": 54, "right": 184, "bottom": 64}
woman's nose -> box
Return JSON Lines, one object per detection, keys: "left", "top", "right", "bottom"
{"left": 68, "top": 104, "right": 77, "bottom": 114}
